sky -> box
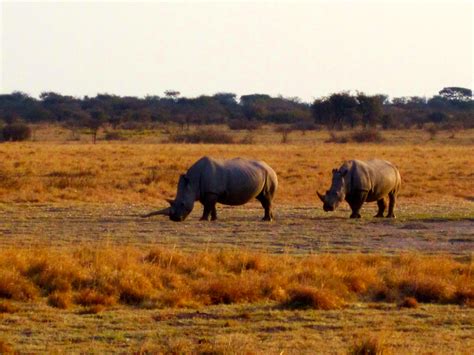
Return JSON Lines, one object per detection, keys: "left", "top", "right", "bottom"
{"left": 1, "top": 0, "right": 472, "bottom": 102}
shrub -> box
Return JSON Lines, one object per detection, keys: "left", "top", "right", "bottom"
{"left": 239, "top": 133, "right": 255, "bottom": 144}
{"left": 48, "top": 291, "right": 72, "bottom": 309}
{"left": 274, "top": 126, "right": 293, "bottom": 143}
{"left": 350, "top": 129, "right": 384, "bottom": 143}
{"left": 325, "top": 131, "right": 348, "bottom": 143}
{"left": 169, "top": 128, "right": 234, "bottom": 144}
{"left": 2, "top": 122, "right": 32, "bottom": 142}
{"left": 228, "top": 119, "right": 261, "bottom": 130}
{"left": 281, "top": 286, "right": 344, "bottom": 310}
{"left": 104, "top": 131, "right": 126, "bottom": 141}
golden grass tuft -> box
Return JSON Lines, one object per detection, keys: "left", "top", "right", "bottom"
{"left": 0, "top": 340, "right": 14, "bottom": 354}
{"left": 282, "top": 286, "right": 344, "bottom": 310}
{"left": 397, "top": 297, "right": 418, "bottom": 309}
{"left": 0, "top": 270, "right": 38, "bottom": 301}
{"left": 348, "top": 334, "right": 391, "bottom": 355}
{"left": 0, "top": 301, "right": 18, "bottom": 314}
{"left": 47, "top": 291, "right": 72, "bottom": 309}
{"left": 0, "top": 248, "right": 472, "bottom": 310}
{"left": 74, "top": 289, "right": 116, "bottom": 307}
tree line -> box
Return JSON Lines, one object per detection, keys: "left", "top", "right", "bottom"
{"left": 0, "top": 87, "right": 472, "bottom": 136}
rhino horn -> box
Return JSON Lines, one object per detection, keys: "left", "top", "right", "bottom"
{"left": 140, "top": 207, "right": 171, "bottom": 218}
{"left": 317, "top": 191, "right": 326, "bottom": 203}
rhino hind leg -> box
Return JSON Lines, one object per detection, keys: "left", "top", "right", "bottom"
{"left": 257, "top": 194, "right": 273, "bottom": 221}
{"left": 386, "top": 192, "right": 396, "bottom": 218}
{"left": 375, "top": 198, "right": 387, "bottom": 218}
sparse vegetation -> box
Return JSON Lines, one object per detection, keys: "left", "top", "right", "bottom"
{"left": 169, "top": 128, "right": 235, "bottom": 144}
{"left": 2, "top": 122, "right": 32, "bottom": 141}
{"left": 0, "top": 248, "right": 471, "bottom": 309}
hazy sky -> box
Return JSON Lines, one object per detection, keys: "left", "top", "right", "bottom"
{"left": 1, "top": 1, "right": 472, "bottom": 102}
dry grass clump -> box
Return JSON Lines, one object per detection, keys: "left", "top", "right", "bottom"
{"left": 397, "top": 297, "right": 418, "bottom": 309}
{"left": 282, "top": 286, "right": 344, "bottom": 310}
{"left": 0, "top": 340, "right": 14, "bottom": 354}
{"left": 348, "top": 334, "right": 391, "bottom": 355}
{"left": 47, "top": 291, "right": 72, "bottom": 309}
{"left": 0, "top": 301, "right": 18, "bottom": 314}
{"left": 0, "top": 248, "right": 472, "bottom": 311}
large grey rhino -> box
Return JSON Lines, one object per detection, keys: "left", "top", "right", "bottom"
{"left": 317, "top": 159, "right": 401, "bottom": 218}
{"left": 142, "top": 156, "right": 278, "bottom": 222}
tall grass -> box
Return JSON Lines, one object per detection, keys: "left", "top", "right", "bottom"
{"left": 0, "top": 247, "right": 471, "bottom": 310}
{"left": 0, "top": 142, "right": 472, "bottom": 204}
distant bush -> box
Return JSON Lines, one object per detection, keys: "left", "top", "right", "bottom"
{"left": 169, "top": 128, "right": 234, "bottom": 144}
{"left": 291, "top": 121, "right": 318, "bottom": 132}
{"left": 239, "top": 133, "right": 255, "bottom": 144}
{"left": 2, "top": 122, "right": 32, "bottom": 142}
{"left": 325, "top": 131, "right": 349, "bottom": 143}
{"left": 104, "top": 131, "right": 126, "bottom": 141}
{"left": 274, "top": 126, "right": 293, "bottom": 143}
{"left": 350, "top": 129, "right": 384, "bottom": 143}
{"left": 227, "top": 119, "right": 261, "bottom": 130}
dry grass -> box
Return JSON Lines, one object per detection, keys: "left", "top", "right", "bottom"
{"left": 0, "top": 300, "right": 18, "bottom": 314}
{"left": 0, "top": 129, "right": 472, "bottom": 204}
{"left": 348, "top": 334, "right": 391, "bottom": 355}
{"left": 0, "top": 247, "right": 472, "bottom": 310}
{"left": 397, "top": 297, "right": 418, "bottom": 309}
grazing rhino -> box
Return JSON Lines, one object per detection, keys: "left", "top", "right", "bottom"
{"left": 142, "top": 156, "right": 278, "bottom": 222}
{"left": 317, "top": 159, "right": 401, "bottom": 218}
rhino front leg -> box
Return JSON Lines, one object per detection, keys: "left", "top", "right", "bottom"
{"left": 386, "top": 192, "right": 396, "bottom": 218}
{"left": 375, "top": 198, "right": 387, "bottom": 218}
{"left": 200, "top": 193, "right": 218, "bottom": 221}
{"left": 347, "top": 191, "right": 368, "bottom": 219}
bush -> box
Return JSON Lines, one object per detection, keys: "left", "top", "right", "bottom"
{"left": 325, "top": 131, "right": 348, "bottom": 143}
{"left": 228, "top": 119, "right": 261, "bottom": 131}
{"left": 350, "top": 129, "right": 384, "bottom": 143}
{"left": 2, "top": 122, "right": 32, "bottom": 142}
{"left": 104, "top": 131, "right": 126, "bottom": 141}
{"left": 169, "top": 128, "right": 234, "bottom": 144}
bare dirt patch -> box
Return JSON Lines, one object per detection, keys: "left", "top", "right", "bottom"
{"left": 1, "top": 201, "right": 472, "bottom": 255}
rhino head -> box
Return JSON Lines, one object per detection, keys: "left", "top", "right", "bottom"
{"left": 168, "top": 174, "right": 196, "bottom": 222}
{"left": 317, "top": 167, "right": 348, "bottom": 212}
{"left": 141, "top": 174, "right": 196, "bottom": 222}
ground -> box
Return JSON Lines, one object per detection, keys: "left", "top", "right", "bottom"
{"left": 0, "top": 127, "right": 473, "bottom": 353}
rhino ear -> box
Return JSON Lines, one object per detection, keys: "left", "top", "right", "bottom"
{"left": 332, "top": 168, "right": 337, "bottom": 174}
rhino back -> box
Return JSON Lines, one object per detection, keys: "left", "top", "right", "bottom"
{"left": 218, "top": 159, "right": 269, "bottom": 205}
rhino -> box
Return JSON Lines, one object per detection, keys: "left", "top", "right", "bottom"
{"left": 317, "top": 159, "right": 401, "bottom": 218}
{"left": 141, "top": 156, "right": 278, "bottom": 222}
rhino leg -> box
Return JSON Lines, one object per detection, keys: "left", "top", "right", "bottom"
{"left": 347, "top": 191, "right": 367, "bottom": 219}
{"left": 257, "top": 194, "right": 273, "bottom": 221}
{"left": 386, "top": 192, "right": 396, "bottom": 218}
{"left": 375, "top": 198, "right": 387, "bottom": 218}
{"left": 200, "top": 193, "right": 218, "bottom": 221}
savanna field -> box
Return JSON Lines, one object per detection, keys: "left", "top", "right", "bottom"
{"left": 0, "top": 125, "right": 473, "bottom": 354}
